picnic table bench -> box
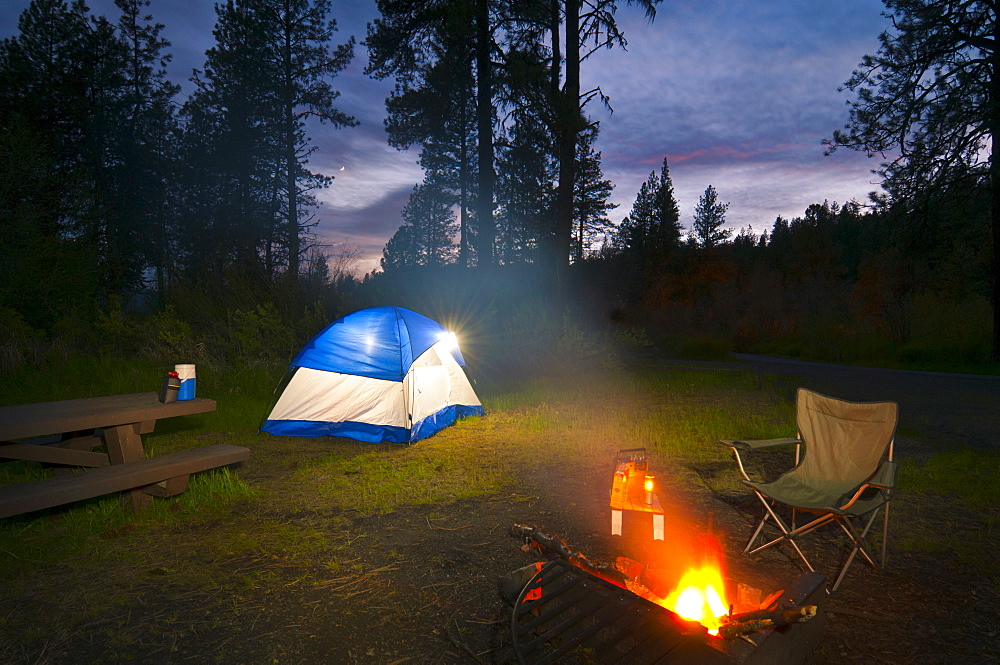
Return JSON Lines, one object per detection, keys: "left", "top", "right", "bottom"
{"left": 0, "top": 393, "right": 250, "bottom": 518}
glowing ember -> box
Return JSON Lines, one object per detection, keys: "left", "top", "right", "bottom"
{"left": 661, "top": 565, "right": 729, "bottom": 636}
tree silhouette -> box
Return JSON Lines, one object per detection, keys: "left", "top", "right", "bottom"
{"left": 381, "top": 182, "right": 458, "bottom": 270}
{"left": 550, "top": 0, "right": 661, "bottom": 291}
{"left": 367, "top": 0, "right": 501, "bottom": 266}
{"left": 691, "top": 185, "right": 731, "bottom": 248}
{"left": 825, "top": 0, "right": 998, "bottom": 359}
{"left": 263, "top": 0, "right": 357, "bottom": 285}
{"left": 0, "top": 0, "right": 180, "bottom": 313}
{"left": 495, "top": 106, "right": 555, "bottom": 264}
{"left": 572, "top": 127, "right": 616, "bottom": 261}
{"left": 183, "top": 0, "right": 355, "bottom": 289}
{"left": 371, "top": 5, "right": 479, "bottom": 266}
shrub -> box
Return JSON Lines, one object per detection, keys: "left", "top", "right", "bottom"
{"left": 0, "top": 308, "right": 42, "bottom": 371}
{"left": 227, "top": 303, "right": 296, "bottom": 363}
{"left": 140, "top": 307, "right": 208, "bottom": 366}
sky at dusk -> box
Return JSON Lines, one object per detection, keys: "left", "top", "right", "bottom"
{"left": 1, "top": 0, "right": 893, "bottom": 275}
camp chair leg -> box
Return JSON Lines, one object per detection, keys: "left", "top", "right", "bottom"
{"left": 832, "top": 518, "right": 875, "bottom": 592}
{"left": 839, "top": 511, "right": 883, "bottom": 570}
{"left": 744, "top": 512, "right": 771, "bottom": 555}
{"left": 746, "top": 494, "right": 817, "bottom": 573}
{"left": 830, "top": 544, "right": 859, "bottom": 593}
{"left": 881, "top": 502, "right": 890, "bottom": 568}
{"left": 828, "top": 509, "right": 888, "bottom": 593}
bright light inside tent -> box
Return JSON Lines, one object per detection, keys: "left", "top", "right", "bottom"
{"left": 440, "top": 331, "right": 459, "bottom": 351}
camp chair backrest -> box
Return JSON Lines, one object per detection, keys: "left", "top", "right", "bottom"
{"left": 794, "top": 388, "right": 898, "bottom": 490}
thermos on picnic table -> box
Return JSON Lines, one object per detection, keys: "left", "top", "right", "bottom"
{"left": 158, "top": 371, "right": 180, "bottom": 404}
{"left": 175, "top": 363, "right": 196, "bottom": 400}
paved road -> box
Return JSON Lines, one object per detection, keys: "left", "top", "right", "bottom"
{"left": 736, "top": 354, "right": 1000, "bottom": 453}
{"left": 655, "top": 354, "right": 1000, "bottom": 455}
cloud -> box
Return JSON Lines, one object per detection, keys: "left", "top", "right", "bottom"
{"left": 309, "top": 122, "right": 423, "bottom": 274}
{"left": 313, "top": 181, "right": 414, "bottom": 276}
{"left": 584, "top": 0, "right": 888, "bottom": 229}
{"left": 2, "top": 0, "right": 894, "bottom": 272}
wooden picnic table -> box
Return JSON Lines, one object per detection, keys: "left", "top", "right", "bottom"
{"left": 0, "top": 393, "right": 250, "bottom": 518}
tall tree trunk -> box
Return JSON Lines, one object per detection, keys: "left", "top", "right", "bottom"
{"left": 553, "top": 0, "right": 580, "bottom": 307}
{"left": 283, "top": 19, "right": 300, "bottom": 289}
{"left": 475, "top": 0, "right": 494, "bottom": 266}
{"left": 460, "top": 96, "right": 470, "bottom": 268}
{"left": 286, "top": 120, "right": 299, "bottom": 285}
{"left": 992, "top": 14, "right": 1000, "bottom": 361}
{"left": 550, "top": 0, "right": 560, "bottom": 93}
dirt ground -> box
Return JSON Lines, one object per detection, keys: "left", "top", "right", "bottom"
{"left": 6, "top": 357, "right": 1000, "bottom": 664}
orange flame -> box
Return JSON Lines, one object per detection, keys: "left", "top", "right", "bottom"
{"left": 662, "top": 564, "right": 729, "bottom": 636}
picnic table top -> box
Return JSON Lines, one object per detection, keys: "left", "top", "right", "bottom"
{"left": 0, "top": 393, "right": 216, "bottom": 442}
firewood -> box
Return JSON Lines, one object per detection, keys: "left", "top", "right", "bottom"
{"left": 509, "top": 523, "right": 628, "bottom": 587}
{"left": 717, "top": 604, "right": 818, "bottom": 640}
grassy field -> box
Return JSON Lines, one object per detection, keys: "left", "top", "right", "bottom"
{"left": 0, "top": 357, "right": 995, "bottom": 571}
{"left": 0, "top": 356, "right": 997, "bottom": 662}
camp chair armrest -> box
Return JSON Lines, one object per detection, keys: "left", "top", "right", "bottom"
{"left": 719, "top": 437, "right": 802, "bottom": 451}
{"left": 720, "top": 438, "right": 803, "bottom": 482}
{"left": 867, "top": 459, "right": 898, "bottom": 490}
{"left": 838, "top": 460, "right": 899, "bottom": 510}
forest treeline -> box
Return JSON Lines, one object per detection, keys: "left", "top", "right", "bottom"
{"left": 0, "top": 0, "right": 995, "bottom": 374}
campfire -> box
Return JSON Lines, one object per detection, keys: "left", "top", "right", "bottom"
{"left": 660, "top": 561, "right": 729, "bottom": 635}
{"left": 504, "top": 524, "right": 825, "bottom": 664}
{"left": 502, "top": 452, "right": 824, "bottom": 664}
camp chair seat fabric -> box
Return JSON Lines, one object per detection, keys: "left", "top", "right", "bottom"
{"left": 743, "top": 476, "right": 871, "bottom": 514}
{"left": 721, "top": 388, "right": 898, "bottom": 593}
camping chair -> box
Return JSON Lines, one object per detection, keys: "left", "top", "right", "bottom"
{"left": 720, "top": 388, "right": 898, "bottom": 593}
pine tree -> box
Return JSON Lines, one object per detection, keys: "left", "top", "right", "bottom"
{"left": 181, "top": 0, "right": 279, "bottom": 279}
{"left": 367, "top": 0, "right": 499, "bottom": 266}
{"left": 495, "top": 106, "right": 555, "bottom": 264}
{"left": 0, "top": 0, "right": 180, "bottom": 315}
{"left": 381, "top": 223, "right": 418, "bottom": 272}
{"left": 649, "top": 157, "right": 682, "bottom": 253}
{"left": 182, "top": 0, "right": 356, "bottom": 288}
{"left": 265, "top": 0, "right": 357, "bottom": 285}
{"left": 614, "top": 157, "right": 681, "bottom": 264}
{"left": 382, "top": 44, "right": 478, "bottom": 266}
{"left": 111, "top": 0, "right": 180, "bottom": 308}
{"left": 550, "top": 0, "right": 662, "bottom": 290}
{"left": 381, "top": 182, "right": 458, "bottom": 270}
{"left": 572, "top": 127, "right": 616, "bottom": 261}
{"left": 691, "top": 184, "right": 731, "bottom": 248}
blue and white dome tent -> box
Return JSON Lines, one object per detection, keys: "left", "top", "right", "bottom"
{"left": 261, "top": 306, "right": 485, "bottom": 443}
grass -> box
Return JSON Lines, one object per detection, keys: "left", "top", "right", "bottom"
{"left": 302, "top": 429, "right": 512, "bottom": 516}
{"left": 894, "top": 448, "right": 999, "bottom": 567}
{"left": 1, "top": 353, "right": 998, "bottom": 661}
{"left": 899, "top": 448, "right": 1000, "bottom": 512}
{"left": 0, "top": 468, "right": 259, "bottom": 579}
{"left": 0, "top": 359, "right": 798, "bottom": 575}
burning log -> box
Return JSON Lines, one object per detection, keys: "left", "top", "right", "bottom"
{"left": 717, "top": 604, "right": 818, "bottom": 641}
{"left": 508, "top": 523, "right": 628, "bottom": 588}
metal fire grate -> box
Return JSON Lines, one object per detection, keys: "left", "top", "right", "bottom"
{"left": 511, "top": 559, "right": 732, "bottom": 665}
{"left": 510, "top": 560, "right": 827, "bottom": 665}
